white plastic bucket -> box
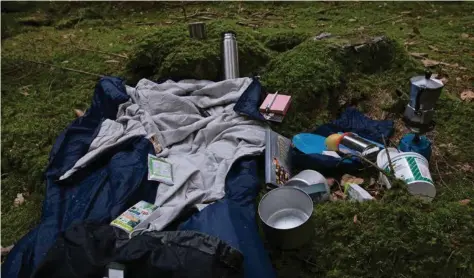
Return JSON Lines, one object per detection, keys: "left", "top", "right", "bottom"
{"left": 377, "top": 148, "right": 400, "bottom": 189}
{"left": 377, "top": 149, "right": 436, "bottom": 202}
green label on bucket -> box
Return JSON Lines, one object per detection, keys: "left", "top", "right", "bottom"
{"left": 384, "top": 155, "right": 433, "bottom": 185}
{"left": 406, "top": 157, "right": 433, "bottom": 184}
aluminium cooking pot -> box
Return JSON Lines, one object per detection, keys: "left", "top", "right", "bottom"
{"left": 258, "top": 186, "right": 315, "bottom": 249}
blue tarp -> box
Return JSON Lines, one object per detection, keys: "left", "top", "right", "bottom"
{"left": 292, "top": 108, "right": 394, "bottom": 174}
{"left": 3, "top": 77, "right": 275, "bottom": 278}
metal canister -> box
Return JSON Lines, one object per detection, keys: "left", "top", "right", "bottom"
{"left": 188, "top": 22, "right": 206, "bottom": 39}
{"left": 340, "top": 133, "right": 380, "bottom": 161}
{"left": 221, "top": 32, "right": 239, "bottom": 80}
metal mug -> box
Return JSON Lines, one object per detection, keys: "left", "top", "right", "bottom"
{"left": 258, "top": 186, "right": 314, "bottom": 249}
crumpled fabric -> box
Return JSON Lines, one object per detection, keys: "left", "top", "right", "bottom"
{"left": 58, "top": 78, "right": 266, "bottom": 232}
{"left": 32, "top": 222, "right": 244, "bottom": 278}
{"left": 2, "top": 77, "right": 275, "bottom": 278}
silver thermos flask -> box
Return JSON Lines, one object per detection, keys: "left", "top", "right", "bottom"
{"left": 222, "top": 32, "right": 239, "bottom": 80}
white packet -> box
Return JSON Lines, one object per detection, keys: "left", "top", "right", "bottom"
{"left": 148, "top": 154, "right": 174, "bottom": 185}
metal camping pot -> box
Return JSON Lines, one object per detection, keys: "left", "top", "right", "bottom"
{"left": 285, "top": 170, "right": 330, "bottom": 202}
{"left": 403, "top": 72, "right": 444, "bottom": 130}
{"left": 258, "top": 187, "right": 314, "bottom": 249}
{"left": 188, "top": 22, "right": 206, "bottom": 39}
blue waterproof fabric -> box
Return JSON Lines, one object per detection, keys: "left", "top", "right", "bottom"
{"left": 292, "top": 107, "right": 394, "bottom": 174}
{"left": 2, "top": 77, "right": 274, "bottom": 278}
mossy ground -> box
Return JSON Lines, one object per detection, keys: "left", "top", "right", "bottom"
{"left": 2, "top": 2, "right": 474, "bottom": 277}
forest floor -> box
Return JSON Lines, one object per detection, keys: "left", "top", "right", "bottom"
{"left": 1, "top": 2, "right": 474, "bottom": 277}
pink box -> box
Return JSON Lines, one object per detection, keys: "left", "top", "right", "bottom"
{"left": 259, "top": 94, "right": 292, "bottom": 115}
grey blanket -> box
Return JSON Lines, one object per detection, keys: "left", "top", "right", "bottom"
{"left": 60, "top": 78, "right": 266, "bottom": 231}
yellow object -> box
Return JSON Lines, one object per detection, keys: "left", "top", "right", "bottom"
{"left": 325, "top": 134, "right": 342, "bottom": 151}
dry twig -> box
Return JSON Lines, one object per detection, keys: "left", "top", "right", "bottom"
{"left": 14, "top": 58, "right": 103, "bottom": 78}
{"left": 340, "top": 153, "right": 394, "bottom": 180}
{"left": 373, "top": 14, "right": 406, "bottom": 25}
{"left": 71, "top": 45, "right": 128, "bottom": 59}
{"left": 382, "top": 135, "right": 395, "bottom": 175}
{"left": 175, "top": 11, "right": 217, "bottom": 20}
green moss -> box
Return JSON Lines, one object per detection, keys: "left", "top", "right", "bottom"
{"left": 159, "top": 40, "right": 221, "bottom": 81}
{"left": 261, "top": 40, "right": 343, "bottom": 135}
{"left": 0, "top": 189, "right": 43, "bottom": 246}
{"left": 270, "top": 199, "right": 474, "bottom": 277}
{"left": 126, "top": 21, "right": 271, "bottom": 84}
{"left": 263, "top": 30, "right": 309, "bottom": 52}
{"left": 55, "top": 7, "right": 104, "bottom": 29}
{"left": 261, "top": 35, "right": 415, "bottom": 136}
{"left": 126, "top": 25, "right": 189, "bottom": 82}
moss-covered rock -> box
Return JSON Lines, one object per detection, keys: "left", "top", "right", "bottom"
{"left": 261, "top": 35, "right": 418, "bottom": 136}
{"left": 127, "top": 25, "right": 417, "bottom": 136}
{"left": 339, "top": 36, "right": 414, "bottom": 73}
{"left": 55, "top": 7, "right": 104, "bottom": 29}
{"left": 263, "top": 30, "right": 309, "bottom": 52}
{"left": 261, "top": 39, "right": 344, "bottom": 135}
{"left": 126, "top": 21, "right": 271, "bottom": 84}
{"left": 126, "top": 25, "right": 189, "bottom": 82}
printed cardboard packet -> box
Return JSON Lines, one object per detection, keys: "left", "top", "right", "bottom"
{"left": 148, "top": 154, "right": 174, "bottom": 185}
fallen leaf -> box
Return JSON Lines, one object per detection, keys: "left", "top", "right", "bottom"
{"left": 460, "top": 90, "right": 474, "bottom": 102}
{"left": 392, "top": 18, "right": 404, "bottom": 25}
{"left": 461, "top": 33, "right": 470, "bottom": 39}
{"left": 428, "top": 45, "right": 439, "bottom": 51}
{"left": 18, "top": 85, "right": 32, "bottom": 96}
{"left": 416, "top": 16, "right": 422, "bottom": 20}
{"left": 404, "top": 41, "right": 417, "bottom": 46}
{"left": 348, "top": 18, "right": 357, "bottom": 22}
{"left": 353, "top": 214, "right": 358, "bottom": 224}
{"left": 410, "top": 52, "right": 428, "bottom": 59}
{"left": 13, "top": 193, "right": 25, "bottom": 207}
{"left": 74, "top": 109, "right": 84, "bottom": 117}
{"left": 289, "top": 23, "right": 297, "bottom": 28}
{"left": 357, "top": 26, "right": 365, "bottom": 31}
{"left": 421, "top": 59, "right": 440, "bottom": 67}
{"left": 105, "top": 59, "right": 119, "bottom": 64}
{"left": 459, "top": 199, "right": 471, "bottom": 205}
{"left": 400, "top": 11, "right": 411, "bottom": 15}
{"left": 440, "top": 77, "right": 448, "bottom": 84}
{"left": 1, "top": 245, "right": 14, "bottom": 257}
{"left": 456, "top": 77, "right": 462, "bottom": 81}
{"left": 460, "top": 163, "right": 473, "bottom": 172}
{"left": 61, "top": 60, "right": 69, "bottom": 64}
{"left": 459, "top": 66, "right": 467, "bottom": 70}
{"left": 164, "top": 21, "right": 172, "bottom": 24}
{"left": 341, "top": 174, "right": 364, "bottom": 186}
